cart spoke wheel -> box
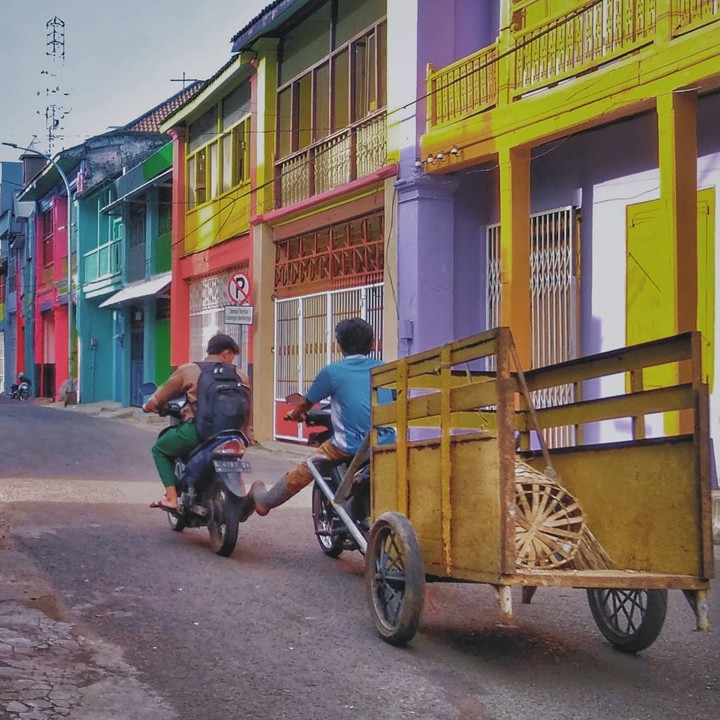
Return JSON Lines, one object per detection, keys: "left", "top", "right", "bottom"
{"left": 365, "top": 512, "right": 425, "bottom": 646}
{"left": 587, "top": 588, "right": 667, "bottom": 653}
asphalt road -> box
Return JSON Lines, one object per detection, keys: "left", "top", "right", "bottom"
{"left": 1, "top": 396, "right": 718, "bottom": 720}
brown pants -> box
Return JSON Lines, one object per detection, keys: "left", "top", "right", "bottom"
{"left": 285, "top": 440, "right": 352, "bottom": 494}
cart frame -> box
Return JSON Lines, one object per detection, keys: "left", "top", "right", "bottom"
{"left": 368, "top": 328, "right": 714, "bottom": 634}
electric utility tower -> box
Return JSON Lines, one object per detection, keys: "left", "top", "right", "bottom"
{"left": 41, "top": 16, "right": 71, "bottom": 155}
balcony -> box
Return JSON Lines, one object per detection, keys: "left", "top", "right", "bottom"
{"left": 84, "top": 239, "right": 121, "bottom": 285}
{"left": 426, "top": 0, "right": 720, "bottom": 131}
{"left": 275, "top": 112, "right": 387, "bottom": 209}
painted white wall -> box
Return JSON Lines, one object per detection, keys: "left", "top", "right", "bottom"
{"left": 386, "top": 0, "right": 420, "bottom": 166}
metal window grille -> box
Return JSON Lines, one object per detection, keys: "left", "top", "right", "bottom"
{"left": 486, "top": 207, "right": 579, "bottom": 446}
{"left": 273, "top": 283, "right": 383, "bottom": 439}
{"left": 189, "top": 272, "right": 249, "bottom": 376}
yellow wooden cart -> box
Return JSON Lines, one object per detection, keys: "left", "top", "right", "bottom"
{"left": 365, "top": 328, "right": 714, "bottom": 651}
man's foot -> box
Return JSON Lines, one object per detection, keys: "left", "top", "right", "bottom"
{"left": 248, "top": 481, "right": 270, "bottom": 516}
{"left": 149, "top": 499, "right": 178, "bottom": 512}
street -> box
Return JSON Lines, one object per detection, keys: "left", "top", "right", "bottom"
{"left": 1, "top": 396, "right": 718, "bottom": 720}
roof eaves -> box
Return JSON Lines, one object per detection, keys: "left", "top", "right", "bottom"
{"left": 160, "top": 56, "right": 254, "bottom": 131}
{"left": 230, "top": 0, "right": 312, "bottom": 52}
{"left": 122, "top": 80, "right": 207, "bottom": 134}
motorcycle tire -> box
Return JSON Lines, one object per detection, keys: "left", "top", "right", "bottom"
{"left": 312, "top": 481, "right": 345, "bottom": 558}
{"left": 208, "top": 483, "right": 240, "bottom": 557}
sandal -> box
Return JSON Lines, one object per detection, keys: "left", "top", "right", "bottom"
{"left": 149, "top": 500, "right": 179, "bottom": 512}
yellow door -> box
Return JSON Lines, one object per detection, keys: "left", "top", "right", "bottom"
{"left": 626, "top": 189, "right": 715, "bottom": 433}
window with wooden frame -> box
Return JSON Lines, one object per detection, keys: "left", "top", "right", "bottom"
{"left": 41, "top": 209, "right": 53, "bottom": 266}
{"left": 276, "top": 0, "right": 386, "bottom": 161}
{"left": 186, "top": 83, "right": 251, "bottom": 210}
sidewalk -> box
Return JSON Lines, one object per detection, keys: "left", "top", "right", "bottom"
{"left": 34, "top": 398, "right": 314, "bottom": 460}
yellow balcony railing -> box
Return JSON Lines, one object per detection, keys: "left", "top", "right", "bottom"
{"left": 275, "top": 112, "right": 387, "bottom": 208}
{"left": 427, "top": 45, "right": 498, "bottom": 127}
{"left": 426, "top": 0, "right": 720, "bottom": 130}
{"left": 672, "top": 0, "right": 720, "bottom": 35}
{"left": 512, "top": 0, "right": 657, "bottom": 97}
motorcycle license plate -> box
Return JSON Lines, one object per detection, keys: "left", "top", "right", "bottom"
{"left": 213, "top": 459, "right": 252, "bottom": 473}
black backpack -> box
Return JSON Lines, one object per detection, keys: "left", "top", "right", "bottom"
{"left": 194, "top": 362, "right": 251, "bottom": 441}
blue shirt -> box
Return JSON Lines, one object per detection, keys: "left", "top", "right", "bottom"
{"left": 306, "top": 355, "right": 394, "bottom": 455}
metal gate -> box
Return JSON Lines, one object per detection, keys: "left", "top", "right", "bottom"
{"left": 189, "top": 272, "right": 250, "bottom": 376}
{"left": 487, "top": 206, "right": 580, "bottom": 446}
{"left": 274, "top": 283, "right": 383, "bottom": 440}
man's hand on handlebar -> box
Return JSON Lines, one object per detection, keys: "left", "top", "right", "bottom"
{"left": 284, "top": 397, "right": 313, "bottom": 423}
{"left": 284, "top": 407, "right": 306, "bottom": 422}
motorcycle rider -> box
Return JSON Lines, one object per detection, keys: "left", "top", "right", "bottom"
{"left": 10, "top": 372, "right": 30, "bottom": 398}
{"left": 142, "top": 333, "right": 250, "bottom": 511}
{"left": 250, "top": 317, "right": 392, "bottom": 516}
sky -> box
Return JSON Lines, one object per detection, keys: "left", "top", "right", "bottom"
{"left": 0, "top": 0, "right": 270, "bottom": 163}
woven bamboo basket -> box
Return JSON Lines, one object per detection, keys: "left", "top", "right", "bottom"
{"left": 514, "top": 458, "right": 614, "bottom": 571}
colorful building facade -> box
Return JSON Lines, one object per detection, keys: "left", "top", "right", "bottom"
{"left": 397, "top": 0, "right": 720, "bottom": 460}
{"left": 162, "top": 0, "right": 397, "bottom": 441}
{"left": 0, "top": 161, "right": 24, "bottom": 393}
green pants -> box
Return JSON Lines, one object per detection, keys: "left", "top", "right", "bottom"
{"left": 151, "top": 421, "right": 200, "bottom": 488}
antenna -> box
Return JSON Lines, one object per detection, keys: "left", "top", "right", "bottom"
{"left": 170, "top": 72, "right": 200, "bottom": 90}
{"left": 41, "top": 16, "right": 71, "bottom": 155}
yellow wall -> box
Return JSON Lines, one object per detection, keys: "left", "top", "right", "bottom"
{"left": 626, "top": 188, "right": 716, "bottom": 432}
{"left": 184, "top": 182, "right": 252, "bottom": 254}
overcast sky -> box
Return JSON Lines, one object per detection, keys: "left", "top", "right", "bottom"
{"left": 0, "top": 0, "right": 270, "bottom": 163}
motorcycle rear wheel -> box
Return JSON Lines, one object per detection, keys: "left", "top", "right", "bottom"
{"left": 208, "top": 483, "right": 240, "bottom": 557}
{"left": 312, "top": 481, "right": 345, "bottom": 558}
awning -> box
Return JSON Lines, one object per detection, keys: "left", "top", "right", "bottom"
{"left": 99, "top": 272, "right": 172, "bottom": 308}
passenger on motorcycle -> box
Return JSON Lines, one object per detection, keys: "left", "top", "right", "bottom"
{"left": 250, "top": 317, "right": 393, "bottom": 516}
{"left": 142, "top": 334, "right": 250, "bottom": 511}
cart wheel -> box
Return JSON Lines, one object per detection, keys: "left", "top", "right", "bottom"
{"left": 365, "top": 512, "right": 425, "bottom": 646}
{"left": 587, "top": 588, "right": 667, "bottom": 653}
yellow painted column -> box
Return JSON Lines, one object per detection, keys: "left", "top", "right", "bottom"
{"left": 251, "top": 222, "right": 276, "bottom": 441}
{"left": 499, "top": 144, "right": 532, "bottom": 369}
{"left": 249, "top": 37, "right": 279, "bottom": 441}
{"left": 383, "top": 178, "right": 398, "bottom": 361}
{"left": 253, "top": 38, "right": 279, "bottom": 216}
{"left": 657, "top": 91, "right": 698, "bottom": 337}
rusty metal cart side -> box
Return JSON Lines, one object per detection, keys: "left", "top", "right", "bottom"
{"left": 364, "top": 328, "right": 714, "bottom": 649}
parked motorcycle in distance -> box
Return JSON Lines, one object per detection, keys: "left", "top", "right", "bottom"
{"left": 11, "top": 380, "right": 30, "bottom": 401}
{"left": 286, "top": 392, "right": 370, "bottom": 558}
{"left": 141, "top": 382, "right": 254, "bottom": 557}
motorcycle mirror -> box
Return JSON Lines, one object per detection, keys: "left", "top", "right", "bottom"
{"left": 285, "top": 392, "right": 306, "bottom": 406}
{"left": 140, "top": 382, "right": 157, "bottom": 395}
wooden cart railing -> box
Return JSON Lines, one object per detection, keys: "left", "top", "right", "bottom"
{"left": 370, "top": 328, "right": 714, "bottom": 598}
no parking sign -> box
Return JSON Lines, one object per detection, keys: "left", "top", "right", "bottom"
{"left": 227, "top": 272, "right": 251, "bottom": 306}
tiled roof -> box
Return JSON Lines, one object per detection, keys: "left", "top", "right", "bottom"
{"left": 123, "top": 81, "right": 207, "bottom": 133}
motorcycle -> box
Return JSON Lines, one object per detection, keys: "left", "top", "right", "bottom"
{"left": 141, "top": 382, "right": 254, "bottom": 557}
{"left": 286, "top": 393, "right": 370, "bottom": 558}
{"left": 11, "top": 380, "right": 30, "bottom": 401}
